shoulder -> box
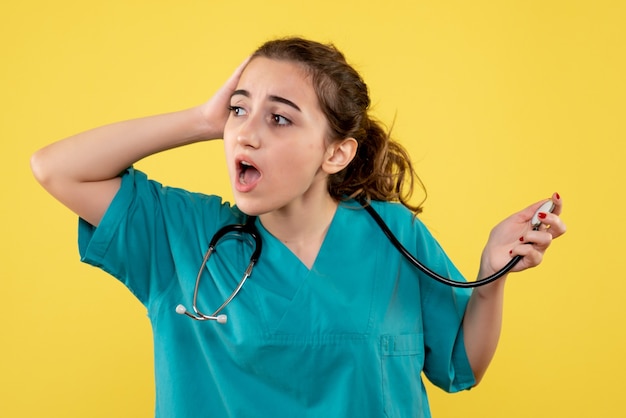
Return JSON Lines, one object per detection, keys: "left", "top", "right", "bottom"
{"left": 351, "top": 200, "right": 440, "bottom": 255}
{"left": 369, "top": 200, "right": 415, "bottom": 218}
{"left": 117, "top": 167, "right": 243, "bottom": 226}
{"left": 367, "top": 200, "right": 428, "bottom": 232}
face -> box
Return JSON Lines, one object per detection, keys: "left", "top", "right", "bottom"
{"left": 223, "top": 57, "right": 334, "bottom": 216}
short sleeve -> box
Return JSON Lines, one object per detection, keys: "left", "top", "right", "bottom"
{"left": 371, "top": 201, "right": 476, "bottom": 392}
{"left": 415, "top": 225, "right": 476, "bottom": 392}
{"left": 78, "top": 167, "right": 236, "bottom": 306}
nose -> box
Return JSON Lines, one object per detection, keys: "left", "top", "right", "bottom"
{"left": 235, "top": 114, "right": 261, "bottom": 149}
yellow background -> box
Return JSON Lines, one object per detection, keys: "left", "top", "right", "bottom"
{"left": 2, "top": 0, "right": 624, "bottom": 417}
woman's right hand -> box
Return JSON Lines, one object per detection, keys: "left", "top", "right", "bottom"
{"left": 198, "top": 57, "right": 250, "bottom": 140}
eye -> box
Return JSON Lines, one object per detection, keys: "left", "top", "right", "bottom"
{"left": 228, "top": 106, "right": 246, "bottom": 117}
{"left": 272, "top": 114, "right": 292, "bottom": 126}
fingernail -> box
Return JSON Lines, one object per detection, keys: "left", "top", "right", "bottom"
{"left": 519, "top": 236, "right": 524, "bottom": 242}
{"left": 555, "top": 192, "right": 560, "bottom": 200}
{"left": 509, "top": 249, "right": 513, "bottom": 255}
{"left": 538, "top": 212, "right": 547, "bottom": 219}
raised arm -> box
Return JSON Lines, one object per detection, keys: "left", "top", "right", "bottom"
{"left": 462, "top": 193, "right": 566, "bottom": 384}
{"left": 31, "top": 59, "right": 248, "bottom": 226}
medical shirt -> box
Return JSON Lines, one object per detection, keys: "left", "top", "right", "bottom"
{"left": 78, "top": 168, "right": 476, "bottom": 418}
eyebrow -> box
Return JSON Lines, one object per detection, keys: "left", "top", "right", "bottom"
{"left": 231, "top": 89, "right": 301, "bottom": 112}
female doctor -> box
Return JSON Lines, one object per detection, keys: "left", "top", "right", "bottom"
{"left": 31, "top": 37, "right": 566, "bottom": 417}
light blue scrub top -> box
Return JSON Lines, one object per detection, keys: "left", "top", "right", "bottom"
{"left": 79, "top": 168, "right": 475, "bottom": 418}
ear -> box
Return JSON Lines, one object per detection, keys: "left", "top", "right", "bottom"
{"left": 322, "top": 137, "right": 358, "bottom": 174}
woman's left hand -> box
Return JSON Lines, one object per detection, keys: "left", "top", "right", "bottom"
{"left": 480, "top": 192, "right": 567, "bottom": 277}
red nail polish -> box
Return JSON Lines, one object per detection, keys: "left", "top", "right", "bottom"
{"left": 509, "top": 250, "right": 513, "bottom": 255}
{"left": 519, "top": 236, "right": 524, "bottom": 242}
{"left": 538, "top": 212, "right": 547, "bottom": 219}
{"left": 555, "top": 192, "right": 560, "bottom": 200}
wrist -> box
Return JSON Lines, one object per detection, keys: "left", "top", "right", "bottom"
{"left": 195, "top": 102, "right": 230, "bottom": 141}
{"left": 185, "top": 105, "right": 216, "bottom": 141}
{"left": 473, "top": 272, "right": 507, "bottom": 298}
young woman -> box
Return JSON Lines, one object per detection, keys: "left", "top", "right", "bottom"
{"left": 31, "top": 37, "right": 566, "bottom": 417}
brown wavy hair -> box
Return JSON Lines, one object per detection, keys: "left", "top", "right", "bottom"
{"left": 253, "top": 37, "right": 426, "bottom": 214}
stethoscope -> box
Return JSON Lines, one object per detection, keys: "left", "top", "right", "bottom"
{"left": 176, "top": 216, "right": 261, "bottom": 324}
{"left": 176, "top": 200, "right": 554, "bottom": 324}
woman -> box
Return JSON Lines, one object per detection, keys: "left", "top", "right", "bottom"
{"left": 31, "top": 37, "right": 566, "bottom": 417}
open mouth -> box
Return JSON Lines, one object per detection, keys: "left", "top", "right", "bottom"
{"left": 238, "top": 160, "right": 261, "bottom": 185}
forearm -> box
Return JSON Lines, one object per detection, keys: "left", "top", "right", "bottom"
{"left": 31, "top": 106, "right": 219, "bottom": 226}
{"left": 31, "top": 106, "right": 215, "bottom": 185}
{"left": 462, "top": 275, "right": 507, "bottom": 384}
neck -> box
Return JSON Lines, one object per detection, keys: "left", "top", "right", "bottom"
{"left": 259, "top": 195, "right": 338, "bottom": 269}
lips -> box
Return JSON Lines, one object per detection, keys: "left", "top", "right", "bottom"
{"left": 235, "top": 157, "right": 261, "bottom": 192}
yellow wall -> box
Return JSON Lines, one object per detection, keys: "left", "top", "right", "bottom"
{"left": 2, "top": 0, "right": 624, "bottom": 416}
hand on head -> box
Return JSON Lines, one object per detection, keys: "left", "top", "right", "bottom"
{"left": 199, "top": 57, "right": 251, "bottom": 140}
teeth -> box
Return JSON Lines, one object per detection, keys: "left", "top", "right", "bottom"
{"left": 238, "top": 160, "right": 259, "bottom": 186}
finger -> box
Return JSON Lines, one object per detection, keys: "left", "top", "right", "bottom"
{"left": 535, "top": 193, "right": 566, "bottom": 238}
{"left": 223, "top": 56, "right": 252, "bottom": 90}
{"left": 516, "top": 198, "right": 554, "bottom": 225}
{"left": 523, "top": 229, "right": 553, "bottom": 250}
{"left": 202, "top": 57, "right": 252, "bottom": 125}
{"left": 519, "top": 192, "right": 562, "bottom": 221}
{"left": 551, "top": 192, "right": 563, "bottom": 216}
{"left": 544, "top": 214, "right": 567, "bottom": 238}
{"left": 511, "top": 242, "right": 544, "bottom": 269}
{"left": 209, "top": 57, "right": 252, "bottom": 106}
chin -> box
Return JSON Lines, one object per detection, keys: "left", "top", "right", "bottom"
{"left": 232, "top": 195, "right": 271, "bottom": 217}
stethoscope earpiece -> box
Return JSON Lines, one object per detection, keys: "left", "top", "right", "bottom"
{"left": 176, "top": 304, "right": 229, "bottom": 324}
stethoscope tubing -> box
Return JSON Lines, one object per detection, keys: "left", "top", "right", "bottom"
{"left": 362, "top": 203, "right": 521, "bottom": 288}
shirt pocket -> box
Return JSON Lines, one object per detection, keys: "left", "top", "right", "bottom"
{"left": 381, "top": 334, "right": 427, "bottom": 417}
